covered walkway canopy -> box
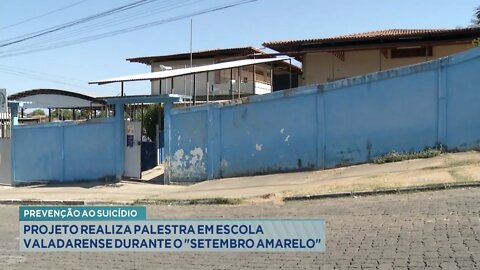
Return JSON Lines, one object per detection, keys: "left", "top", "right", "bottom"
{"left": 7, "top": 89, "right": 107, "bottom": 122}
{"left": 8, "top": 88, "right": 105, "bottom": 109}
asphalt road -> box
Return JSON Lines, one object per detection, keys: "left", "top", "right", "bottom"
{"left": 1, "top": 188, "right": 480, "bottom": 269}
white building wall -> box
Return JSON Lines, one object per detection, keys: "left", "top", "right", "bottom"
{"left": 151, "top": 59, "right": 214, "bottom": 96}
{"left": 150, "top": 58, "right": 272, "bottom": 98}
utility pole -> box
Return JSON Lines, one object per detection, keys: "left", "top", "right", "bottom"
{"left": 190, "top": 19, "right": 193, "bottom": 68}
{"left": 190, "top": 19, "right": 194, "bottom": 105}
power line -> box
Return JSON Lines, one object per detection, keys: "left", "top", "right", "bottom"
{"left": 0, "top": 0, "right": 157, "bottom": 44}
{"left": 0, "top": 0, "right": 200, "bottom": 53}
{"left": 0, "top": 0, "right": 89, "bottom": 31}
{"left": 0, "top": 0, "right": 258, "bottom": 58}
{"left": 0, "top": 64, "right": 117, "bottom": 92}
{"left": 0, "top": 67, "right": 90, "bottom": 90}
{"left": 0, "top": 0, "right": 158, "bottom": 47}
{"left": 0, "top": 64, "right": 88, "bottom": 84}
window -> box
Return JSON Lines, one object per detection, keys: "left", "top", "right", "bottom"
{"left": 390, "top": 47, "right": 432, "bottom": 58}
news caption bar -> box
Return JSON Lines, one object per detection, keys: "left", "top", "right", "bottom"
{"left": 19, "top": 206, "right": 325, "bottom": 252}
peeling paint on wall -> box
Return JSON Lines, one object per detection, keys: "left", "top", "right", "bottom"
{"left": 170, "top": 147, "right": 206, "bottom": 180}
{"left": 255, "top": 144, "right": 263, "bottom": 151}
{"left": 220, "top": 159, "right": 229, "bottom": 169}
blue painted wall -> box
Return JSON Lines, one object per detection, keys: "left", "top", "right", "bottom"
{"left": 166, "top": 48, "right": 480, "bottom": 183}
{"left": 168, "top": 110, "right": 208, "bottom": 181}
{"left": 12, "top": 118, "right": 117, "bottom": 184}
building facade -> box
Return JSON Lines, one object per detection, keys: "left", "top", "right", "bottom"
{"left": 127, "top": 47, "right": 299, "bottom": 101}
{"left": 264, "top": 28, "right": 480, "bottom": 85}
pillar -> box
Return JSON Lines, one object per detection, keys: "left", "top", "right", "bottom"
{"left": 9, "top": 103, "right": 19, "bottom": 185}
{"left": 163, "top": 101, "right": 173, "bottom": 184}
{"left": 114, "top": 103, "right": 125, "bottom": 180}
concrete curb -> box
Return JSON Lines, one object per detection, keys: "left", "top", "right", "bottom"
{"left": 0, "top": 198, "right": 242, "bottom": 206}
{"left": 1, "top": 182, "right": 479, "bottom": 206}
{"left": 0, "top": 199, "right": 134, "bottom": 206}
{"left": 283, "top": 182, "right": 480, "bottom": 201}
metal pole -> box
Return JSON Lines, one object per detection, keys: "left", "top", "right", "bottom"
{"left": 289, "top": 58, "right": 292, "bottom": 89}
{"left": 121, "top": 82, "right": 124, "bottom": 96}
{"left": 252, "top": 64, "right": 256, "bottom": 95}
{"left": 270, "top": 63, "right": 274, "bottom": 91}
{"left": 171, "top": 77, "right": 174, "bottom": 94}
{"left": 190, "top": 19, "right": 194, "bottom": 106}
{"left": 184, "top": 65, "right": 187, "bottom": 96}
{"left": 230, "top": 68, "right": 234, "bottom": 100}
{"left": 379, "top": 50, "right": 382, "bottom": 71}
{"left": 190, "top": 19, "right": 193, "bottom": 68}
{"left": 193, "top": 73, "right": 197, "bottom": 105}
{"left": 238, "top": 67, "right": 241, "bottom": 99}
{"left": 206, "top": 72, "right": 209, "bottom": 103}
{"left": 141, "top": 103, "right": 144, "bottom": 142}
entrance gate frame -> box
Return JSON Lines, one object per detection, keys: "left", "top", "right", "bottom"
{"left": 101, "top": 95, "right": 186, "bottom": 184}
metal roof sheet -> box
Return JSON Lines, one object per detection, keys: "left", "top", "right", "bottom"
{"left": 8, "top": 89, "right": 105, "bottom": 109}
{"left": 127, "top": 47, "right": 265, "bottom": 64}
{"left": 90, "top": 57, "right": 290, "bottom": 85}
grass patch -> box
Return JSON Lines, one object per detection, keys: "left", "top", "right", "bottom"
{"left": 132, "top": 197, "right": 243, "bottom": 206}
{"left": 373, "top": 148, "right": 443, "bottom": 164}
{"left": 444, "top": 158, "right": 480, "bottom": 168}
{"left": 448, "top": 170, "right": 474, "bottom": 182}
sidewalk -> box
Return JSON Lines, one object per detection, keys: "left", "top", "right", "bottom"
{"left": 0, "top": 151, "right": 479, "bottom": 204}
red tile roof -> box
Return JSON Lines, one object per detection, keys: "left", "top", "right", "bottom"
{"left": 263, "top": 28, "right": 480, "bottom": 50}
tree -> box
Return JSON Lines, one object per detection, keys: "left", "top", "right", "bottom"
{"left": 472, "top": 6, "right": 480, "bottom": 26}
{"left": 78, "top": 109, "right": 92, "bottom": 120}
{"left": 50, "top": 109, "right": 73, "bottom": 120}
{"left": 28, "top": 109, "right": 46, "bottom": 117}
{"left": 142, "top": 104, "right": 163, "bottom": 142}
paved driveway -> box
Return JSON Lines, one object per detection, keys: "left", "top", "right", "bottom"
{"left": 1, "top": 188, "right": 480, "bottom": 269}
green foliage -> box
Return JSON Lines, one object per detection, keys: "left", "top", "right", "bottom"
{"left": 50, "top": 109, "right": 73, "bottom": 120}
{"left": 28, "top": 109, "right": 46, "bottom": 117}
{"left": 373, "top": 148, "right": 443, "bottom": 164}
{"left": 49, "top": 109, "right": 96, "bottom": 120}
{"left": 471, "top": 6, "right": 480, "bottom": 26}
{"left": 78, "top": 109, "right": 91, "bottom": 119}
{"left": 476, "top": 6, "right": 480, "bottom": 24}
{"left": 142, "top": 104, "right": 163, "bottom": 141}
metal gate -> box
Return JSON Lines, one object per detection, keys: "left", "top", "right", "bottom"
{"left": 124, "top": 121, "right": 141, "bottom": 178}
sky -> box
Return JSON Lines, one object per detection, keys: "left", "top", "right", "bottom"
{"left": 0, "top": 0, "right": 479, "bottom": 97}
